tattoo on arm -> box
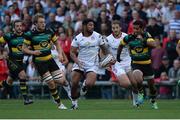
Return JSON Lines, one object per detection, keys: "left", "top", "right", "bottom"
{"left": 100, "top": 44, "right": 110, "bottom": 55}
{"left": 70, "top": 46, "right": 78, "bottom": 63}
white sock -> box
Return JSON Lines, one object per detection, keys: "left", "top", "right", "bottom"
{"left": 72, "top": 99, "right": 78, "bottom": 106}
{"left": 82, "top": 79, "right": 86, "bottom": 88}
{"left": 63, "top": 83, "right": 72, "bottom": 101}
{"left": 132, "top": 91, "right": 138, "bottom": 106}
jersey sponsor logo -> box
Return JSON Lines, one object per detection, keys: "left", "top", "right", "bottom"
{"left": 39, "top": 41, "right": 48, "bottom": 48}
{"left": 134, "top": 46, "right": 143, "bottom": 53}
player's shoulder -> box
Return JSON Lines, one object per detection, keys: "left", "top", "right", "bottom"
{"left": 107, "top": 34, "right": 113, "bottom": 40}
{"left": 121, "top": 32, "right": 128, "bottom": 38}
{"left": 73, "top": 33, "right": 83, "bottom": 41}
{"left": 3, "top": 32, "right": 14, "bottom": 40}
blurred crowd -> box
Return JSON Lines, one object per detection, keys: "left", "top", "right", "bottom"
{"left": 0, "top": 0, "right": 180, "bottom": 99}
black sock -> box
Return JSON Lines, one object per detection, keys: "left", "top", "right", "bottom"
{"left": 49, "top": 88, "right": 61, "bottom": 104}
{"left": 19, "top": 79, "right": 28, "bottom": 100}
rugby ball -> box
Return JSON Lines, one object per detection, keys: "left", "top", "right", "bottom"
{"left": 100, "top": 54, "right": 114, "bottom": 67}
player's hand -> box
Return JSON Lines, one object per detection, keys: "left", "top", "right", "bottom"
{"left": 33, "top": 50, "right": 42, "bottom": 55}
{"left": 110, "top": 57, "right": 116, "bottom": 65}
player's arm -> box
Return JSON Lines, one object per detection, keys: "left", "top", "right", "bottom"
{"left": 22, "top": 34, "right": 41, "bottom": 55}
{"left": 176, "top": 40, "right": 180, "bottom": 56}
{"left": 70, "top": 46, "right": 79, "bottom": 64}
{"left": 117, "top": 36, "right": 127, "bottom": 62}
{"left": 62, "top": 51, "right": 69, "bottom": 65}
{"left": 51, "top": 32, "right": 64, "bottom": 62}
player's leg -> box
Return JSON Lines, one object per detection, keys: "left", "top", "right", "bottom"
{"left": 71, "top": 70, "right": 83, "bottom": 109}
{"left": 111, "top": 63, "right": 131, "bottom": 88}
{"left": 127, "top": 71, "right": 139, "bottom": 107}
{"left": 18, "top": 70, "right": 33, "bottom": 105}
{"left": 80, "top": 71, "right": 97, "bottom": 96}
{"left": 36, "top": 60, "right": 67, "bottom": 109}
{"left": 54, "top": 63, "right": 72, "bottom": 101}
{"left": 132, "top": 69, "right": 144, "bottom": 104}
{"left": 143, "top": 64, "right": 158, "bottom": 109}
{"left": 147, "top": 78, "right": 158, "bottom": 109}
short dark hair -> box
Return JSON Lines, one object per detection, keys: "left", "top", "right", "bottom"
{"left": 112, "top": 20, "right": 121, "bottom": 27}
{"left": 33, "top": 13, "right": 45, "bottom": 24}
{"left": 82, "top": 18, "right": 94, "bottom": 26}
{"left": 13, "top": 19, "right": 22, "bottom": 28}
{"left": 133, "top": 20, "right": 144, "bottom": 28}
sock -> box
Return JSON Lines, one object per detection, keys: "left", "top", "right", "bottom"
{"left": 72, "top": 99, "right": 78, "bottom": 106}
{"left": 137, "top": 83, "right": 144, "bottom": 94}
{"left": 63, "top": 82, "right": 72, "bottom": 100}
{"left": 49, "top": 88, "right": 61, "bottom": 105}
{"left": 19, "top": 79, "right": 28, "bottom": 100}
{"left": 132, "top": 91, "right": 138, "bottom": 105}
{"left": 82, "top": 80, "right": 87, "bottom": 92}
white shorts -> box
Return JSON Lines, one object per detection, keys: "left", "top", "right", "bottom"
{"left": 111, "top": 62, "right": 126, "bottom": 77}
{"left": 54, "top": 58, "right": 66, "bottom": 72}
{"left": 72, "top": 63, "right": 99, "bottom": 73}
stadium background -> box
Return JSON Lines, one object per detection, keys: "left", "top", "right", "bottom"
{"left": 0, "top": 0, "right": 180, "bottom": 119}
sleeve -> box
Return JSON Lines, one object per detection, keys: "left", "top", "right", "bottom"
{"left": 0, "top": 36, "right": 6, "bottom": 44}
{"left": 23, "top": 32, "right": 32, "bottom": 45}
{"left": 178, "top": 40, "right": 180, "bottom": 44}
{"left": 120, "top": 35, "right": 129, "bottom": 46}
{"left": 71, "top": 37, "right": 79, "bottom": 47}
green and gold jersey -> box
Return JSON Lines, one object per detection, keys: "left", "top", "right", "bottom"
{"left": 121, "top": 32, "right": 154, "bottom": 64}
{"left": 23, "top": 28, "right": 58, "bottom": 62}
{"left": 0, "top": 33, "right": 25, "bottom": 61}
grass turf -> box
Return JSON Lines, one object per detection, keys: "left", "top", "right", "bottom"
{"left": 0, "top": 99, "right": 180, "bottom": 119}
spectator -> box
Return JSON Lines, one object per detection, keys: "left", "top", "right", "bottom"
{"left": 161, "top": 1, "right": 176, "bottom": 34}
{"left": 165, "top": 30, "right": 179, "bottom": 66}
{"left": 96, "top": 10, "right": 111, "bottom": 34}
{"left": 151, "top": 37, "right": 167, "bottom": 78}
{"left": 168, "top": 59, "right": 180, "bottom": 83}
{"left": 146, "top": 17, "right": 163, "bottom": 38}
{"left": 55, "top": 7, "right": 65, "bottom": 23}
{"left": 134, "top": 1, "right": 147, "bottom": 22}
{"left": 146, "top": 2, "right": 161, "bottom": 22}
{"left": 158, "top": 55, "right": 171, "bottom": 77}
{"left": 155, "top": 72, "right": 173, "bottom": 99}
{"left": 33, "top": 2, "right": 44, "bottom": 15}
{"left": 46, "top": 12, "right": 62, "bottom": 32}
{"left": 168, "top": 10, "right": 180, "bottom": 38}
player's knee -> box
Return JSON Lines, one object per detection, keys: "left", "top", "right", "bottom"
{"left": 42, "top": 73, "right": 53, "bottom": 84}
{"left": 132, "top": 69, "right": 143, "bottom": 81}
{"left": 85, "top": 79, "right": 95, "bottom": 87}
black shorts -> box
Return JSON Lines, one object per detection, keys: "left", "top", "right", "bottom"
{"left": 7, "top": 59, "right": 24, "bottom": 79}
{"left": 131, "top": 63, "right": 154, "bottom": 80}
{"left": 34, "top": 58, "right": 59, "bottom": 76}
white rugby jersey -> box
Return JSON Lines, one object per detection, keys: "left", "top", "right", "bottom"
{"left": 106, "top": 32, "right": 131, "bottom": 62}
{"left": 71, "top": 31, "right": 105, "bottom": 67}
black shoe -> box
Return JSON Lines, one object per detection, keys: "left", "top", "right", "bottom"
{"left": 24, "top": 99, "right": 33, "bottom": 105}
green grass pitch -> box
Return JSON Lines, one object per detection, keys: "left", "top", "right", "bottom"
{"left": 0, "top": 99, "right": 180, "bottom": 119}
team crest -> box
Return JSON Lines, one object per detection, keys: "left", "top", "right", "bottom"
{"left": 40, "top": 41, "right": 48, "bottom": 48}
